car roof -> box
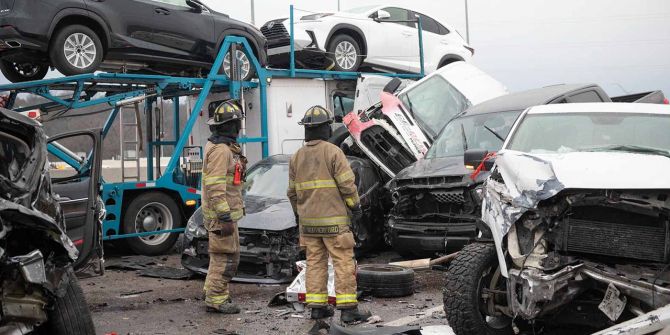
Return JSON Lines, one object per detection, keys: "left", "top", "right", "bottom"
{"left": 462, "top": 84, "right": 601, "bottom": 116}
{"left": 527, "top": 102, "right": 670, "bottom": 115}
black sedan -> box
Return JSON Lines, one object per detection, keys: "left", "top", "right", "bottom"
{"left": 181, "top": 154, "right": 384, "bottom": 284}
{"left": 0, "top": 0, "right": 267, "bottom": 82}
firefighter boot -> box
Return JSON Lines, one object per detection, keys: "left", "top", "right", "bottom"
{"left": 311, "top": 306, "right": 335, "bottom": 319}
{"left": 340, "top": 307, "right": 372, "bottom": 324}
{"left": 206, "top": 300, "right": 241, "bottom": 314}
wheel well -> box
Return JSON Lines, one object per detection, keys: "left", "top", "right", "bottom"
{"left": 438, "top": 56, "right": 464, "bottom": 68}
{"left": 119, "top": 188, "right": 189, "bottom": 233}
{"left": 329, "top": 29, "right": 367, "bottom": 56}
{"left": 50, "top": 15, "right": 108, "bottom": 53}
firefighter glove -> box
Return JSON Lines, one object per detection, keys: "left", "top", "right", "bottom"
{"left": 350, "top": 205, "right": 363, "bottom": 222}
{"left": 218, "top": 213, "right": 234, "bottom": 236}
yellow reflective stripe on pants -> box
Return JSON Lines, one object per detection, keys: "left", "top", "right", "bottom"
{"left": 230, "top": 209, "right": 244, "bottom": 221}
{"left": 335, "top": 170, "right": 355, "bottom": 184}
{"left": 203, "top": 208, "right": 217, "bottom": 220}
{"left": 294, "top": 179, "right": 337, "bottom": 191}
{"left": 288, "top": 180, "right": 295, "bottom": 190}
{"left": 306, "top": 293, "right": 328, "bottom": 304}
{"left": 336, "top": 294, "right": 357, "bottom": 304}
{"left": 301, "top": 216, "right": 350, "bottom": 226}
{"left": 214, "top": 201, "right": 230, "bottom": 213}
{"left": 205, "top": 294, "right": 230, "bottom": 305}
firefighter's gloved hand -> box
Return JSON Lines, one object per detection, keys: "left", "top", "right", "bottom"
{"left": 218, "top": 213, "right": 234, "bottom": 236}
{"left": 350, "top": 205, "right": 363, "bottom": 222}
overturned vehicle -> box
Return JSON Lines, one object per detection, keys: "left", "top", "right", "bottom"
{"left": 444, "top": 103, "right": 670, "bottom": 333}
{"left": 182, "top": 154, "right": 384, "bottom": 283}
{"left": 0, "top": 108, "right": 96, "bottom": 334}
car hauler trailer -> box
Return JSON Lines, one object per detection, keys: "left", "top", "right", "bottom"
{"left": 0, "top": 7, "right": 427, "bottom": 254}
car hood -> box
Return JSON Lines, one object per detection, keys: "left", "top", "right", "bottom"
{"left": 238, "top": 196, "right": 296, "bottom": 231}
{"left": 496, "top": 150, "right": 670, "bottom": 192}
{"left": 395, "top": 156, "right": 470, "bottom": 180}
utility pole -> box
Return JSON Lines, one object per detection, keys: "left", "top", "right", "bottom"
{"left": 250, "top": 0, "right": 255, "bottom": 25}
{"left": 464, "top": 0, "right": 470, "bottom": 43}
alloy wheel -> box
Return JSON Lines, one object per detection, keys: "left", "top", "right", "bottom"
{"left": 63, "top": 33, "right": 97, "bottom": 69}
{"left": 223, "top": 49, "right": 251, "bottom": 80}
{"left": 334, "top": 41, "right": 357, "bottom": 70}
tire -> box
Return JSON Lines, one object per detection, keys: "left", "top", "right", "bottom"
{"left": 357, "top": 264, "right": 414, "bottom": 298}
{"left": 328, "top": 34, "right": 363, "bottom": 72}
{"left": 49, "top": 24, "right": 103, "bottom": 76}
{"left": 443, "top": 243, "right": 512, "bottom": 335}
{"left": 44, "top": 266, "right": 96, "bottom": 335}
{"left": 123, "top": 192, "right": 182, "bottom": 255}
{"left": 222, "top": 47, "right": 256, "bottom": 81}
{"left": 0, "top": 60, "right": 48, "bottom": 82}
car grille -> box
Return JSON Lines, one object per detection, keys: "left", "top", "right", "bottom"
{"left": 360, "top": 126, "right": 416, "bottom": 175}
{"left": 562, "top": 218, "right": 668, "bottom": 262}
{"left": 261, "top": 20, "right": 290, "bottom": 47}
{"left": 431, "top": 191, "right": 465, "bottom": 204}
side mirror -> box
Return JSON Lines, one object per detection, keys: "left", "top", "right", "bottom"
{"left": 464, "top": 149, "right": 494, "bottom": 171}
{"left": 383, "top": 78, "right": 402, "bottom": 94}
{"left": 186, "top": 0, "right": 202, "bottom": 12}
{"left": 374, "top": 10, "right": 391, "bottom": 22}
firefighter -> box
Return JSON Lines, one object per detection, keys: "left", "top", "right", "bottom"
{"left": 287, "top": 106, "right": 372, "bottom": 323}
{"left": 202, "top": 99, "right": 247, "bottom": 314}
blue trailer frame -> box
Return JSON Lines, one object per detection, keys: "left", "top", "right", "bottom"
{"left": 0, "top": 6, "right": 426, "bottom": 249}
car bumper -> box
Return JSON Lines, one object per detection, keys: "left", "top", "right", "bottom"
{"left": 0, "top": 25, "right": 45, "bottom": 53}
{"left": 388, "top": 217, "right": 477, "bottom": 253}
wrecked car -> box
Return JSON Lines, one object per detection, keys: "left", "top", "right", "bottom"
{"left": 0, "top": 108, "right": 95, "bottom": 334}
{"left": 387, "top": 84, "right": 627, "bottom": 257}
{"left": 342, "top": 61, "right": 508, "bottom": 178}
{"left": 444, "top": 102, "right": 670, "bottom": 334}
{"left": 181, "top": 154, "right": 384, "bottom": 283}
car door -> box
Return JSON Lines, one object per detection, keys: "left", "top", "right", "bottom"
{"left": 143, "top": 0, "right": 215, "bottom": 62}
{"left": 84, "top": 0, "right": 157, "bottom": 48}
{"left": 48, "top": 129, "right": 103, "bottom": 273}
{"left": 365, "top": 7, "right": 416, "bottom": 72}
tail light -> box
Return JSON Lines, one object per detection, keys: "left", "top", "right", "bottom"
{"left": 663, "top": 97, "right": 669, "bottom": 105}
{"left": 464, "top": 45, "right": 475, "bottom": 56}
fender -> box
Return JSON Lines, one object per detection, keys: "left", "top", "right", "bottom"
{"left": 215, "top": 29, "right": 266, "bottom": 65}
{"left": 438, "top": 54, "right": 465, "bottom": 68}
{"left": 48, "top": 8, "right": 112, "bottom": 49}
{"left": 326, "top": 23, "right": 368, "bottom": 55}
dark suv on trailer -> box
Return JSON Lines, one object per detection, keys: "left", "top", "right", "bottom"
{"left": 0, "top": 0, "right": 267, "bottom": 82}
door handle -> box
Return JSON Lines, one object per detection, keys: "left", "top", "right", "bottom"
{"left": 155, "top": 7, "right": 170, "bottom": 15}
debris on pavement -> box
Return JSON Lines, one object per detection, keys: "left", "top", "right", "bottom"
{"left": 366, "top": 315, "right": 384, "bottom": 324}
{"left": 105, "top": 255, "right": 158, "bottom": 271}
{"left": 138, "top": 266, "right": 193, "bottom": 280}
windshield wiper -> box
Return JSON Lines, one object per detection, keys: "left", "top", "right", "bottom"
{"left": 460, "top": 123, "right": 468, "bottom": 151}
{"left": 483, "top": 125, "right": 505, "bottom": 142}
{"left": 586, "top": 145, "right": 670, "bottom": 158}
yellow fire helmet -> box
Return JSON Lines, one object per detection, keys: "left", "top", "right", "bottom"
{"left": 299, "top": 105, "right": 334, "bottom": 126}
{"left": 207, "top": 99, "right": 244, "bottom": 125}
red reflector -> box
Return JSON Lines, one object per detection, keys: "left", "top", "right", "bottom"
{"left": 135, "top": 183, "right": 146, "bottom": 188}
{"left": 73, "top": 239, "right": 84, "bottom": 246}
{"left": 298, "top": 293, "right": 305, "bottom": 302}
{"left": 664, "top": 98, "right": 669, "bottom": 105}
{"left": 187, "top": 188, "right": 197, "bottom": 193}
{"left": 328, "top": 296, "right": 336, "bottom": 305}
{"left": 28, "top": 111, "right": 38, "bottom": 119}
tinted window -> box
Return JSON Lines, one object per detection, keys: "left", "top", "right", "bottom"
{"left": 568, "top": 90, "right": 604, "bottom": 103}
{"left": 414, "top": 12, "right": 442, "bottom": 35}
{"left": 380, "top": 7, "right": 413, "bottom": 27}
{"left": 438, "top": 23, "right": 450, "bottom": 35}
{"left": 398, "top": 75, "right": 471, "bottom": 138}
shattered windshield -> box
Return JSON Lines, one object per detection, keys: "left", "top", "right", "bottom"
{"left": 244, "top": 163, "right": 290, "bottom": 199}
{"left": 426, "top": 111, "right": 521, "bottom": 159}
{"left": 398, "top": 75, "right": 471, "bottom": 138}
{"left": 0, "top": 132, "right": 30, "bottom": 183}
{"left": 507, "top": 112, "right": 670, "bottom": 156}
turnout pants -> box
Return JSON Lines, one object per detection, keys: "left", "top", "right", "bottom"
{"left": 302, "top": 228, "right": 358, "bottom": 309}
{"left": 204, "top": 222, "right": 240, "bottom": 307}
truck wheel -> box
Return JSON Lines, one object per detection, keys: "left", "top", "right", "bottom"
{"left": 123, "top": 192, "right": 182, "bottom": 255}
{"left": 443, "top": 243, "right": 512, "bottom": 335}
{"left": 43, "top": 266, "right": 96, "bottom": 334}
{"left": 0, "top": 60, "right": 48, "bottom": 82}
{"left": 357, "top": 264, "right": 414, "bottom": 298}
{"left": 50, "top": 24, "right": 103, "bottom": 76}
{"left": 222, "top": 48, "right": 256, "bottom": 81}
{"left": 328, "top": 35, "right": 362, "bottom": 72}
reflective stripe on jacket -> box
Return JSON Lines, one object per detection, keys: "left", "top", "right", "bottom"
{"left": 287, "top": 140, "right": 359, "bottom": 237}
{"left": 201, "top": 142, "right": 245, "bottom": 228}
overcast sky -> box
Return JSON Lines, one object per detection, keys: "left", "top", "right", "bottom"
{"left": 204, "top": 0, "right": 670, "bottom": 97}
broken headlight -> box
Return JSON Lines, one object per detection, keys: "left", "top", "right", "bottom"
{"left": 185, "top": 217, "right": 206, "bottom": 240}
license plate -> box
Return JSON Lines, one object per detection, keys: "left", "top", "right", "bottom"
{"left": 598, "top": 283, "right": 627, "bottom": 321}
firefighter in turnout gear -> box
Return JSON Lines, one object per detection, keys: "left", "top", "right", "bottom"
{"left": 202, "top": 99, "right": 247, "bottom": 314}
{"left": 287, "top": 106, "right": 372, "bottom": 323}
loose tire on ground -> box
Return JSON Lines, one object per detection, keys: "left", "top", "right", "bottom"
{"left": 328, "top": 34, "right": 363, "bottom": 72}
{"left": 123, "top": 192, "right": 182, "bottom": 255}
{"left": 443, "top": 243, "right": 512, "bottom": 335}
{"left": 0, "top": 60, "right": 48, "bottom": 82}
{"left": 49, "top": 24, "right": 103, "bottom": 76}
{"left": 357, "top": 264, "right": 414, "bottom": 298}
{"left": 43, "top": 266, "right": 96, "bottom": 334}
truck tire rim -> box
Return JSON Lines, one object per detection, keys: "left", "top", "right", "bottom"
{"left": 10, "top": 62, "right": 41, "bottom": 77}
{"left": 64, "top": 33, "right": 97, "bottom": 69}
{"left": 135, "top": 202, "right": 173, "bottom": 246}
{"left": 223, "top": 50, "right": 251, "bottom": 80}
{"left": 334, "top": 41, "right": 357, "bottom": 70}
{"left": 479, "top": 265, "right": 511, "bottom": 329}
